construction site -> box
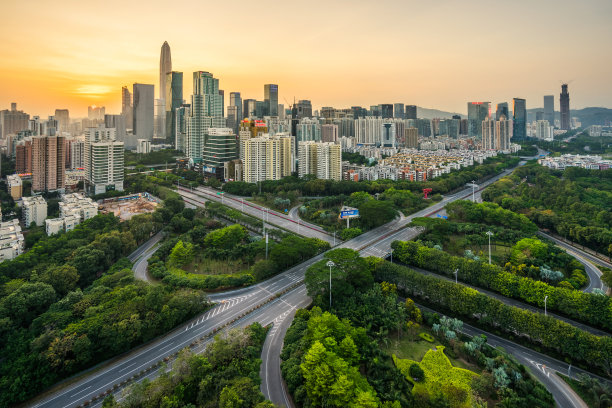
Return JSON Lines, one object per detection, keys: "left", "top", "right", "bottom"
{"left": 98, "top": 193, "right": 160, "bottom": 221}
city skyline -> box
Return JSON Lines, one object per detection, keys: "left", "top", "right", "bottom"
{"left": 2, "top": 0, "right": 612, "bottom": 117}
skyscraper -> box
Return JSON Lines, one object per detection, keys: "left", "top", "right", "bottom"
{"left": 121, "top": 86, "right": 133, "bottom": 130}
{"left": 495, "top": 102, "right": 509, "bottom": 120}
{"left": 186, "top": 71, "right": 225, "bottom": 163}
{"left": 321, "top": 124, "right": 339, "bottom": 143}
{"left": 202, "top": 128, "right": 237, "bottom": 178}
{"left": 394, "top": 103, "right": 405, "bottom": 119}
{"left": 54, "top": 109, "right": 69, "bottom": 133}
{"left": 230, "top": 92, "right": 242, "bottom": 122}
{"left": 381, "top": 104, "right": 393, "bottom": 119}
{"left": 243, "top": 99, "right": 257, "bottom": 119}
{"left": 165, "top": 71, "right": 183, "bottom": 143}
{"left": 84, "top": 125, "right": 124, "bottom": 194}
{"left": 0, "top": 103, "right": 30, "bottom": 139}
{"left": 512, "top": 98, "right": 526, "bottom": 141}
{"left": 296, "top": 100, "right": 312, "bottom": 118}
{"left": 298, "top": 141, "right": 341, "bottom": 180}
{"left": 405, "top": 105, "right": 417, "bottom": 120}
{"left": 544, "top": 95, "right": 554, "bottom": 126}
{"left": 264, "top": 84, "right": 279, "bottom": 116}
{"left": 560, "top": 84, "right": 570, "bottom": 131}
{"left": 32, "top": 130, "right": 65, "bottom": 192}
{"left": 133, "top": 83, "right": 154, "bottom": 145}
{"left": 467, "top": 102, "right": 490, "bottom": 138}
{"left": 243, "top": 134, "right": 293, "bottom": 182}
{"left": 159, "top": 42, "right": 172, "bottom": 101}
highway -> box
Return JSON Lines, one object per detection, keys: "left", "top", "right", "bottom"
{"left": 29, "top": 157, "right": 595, "bottom": 408}
{"left": 129, "top": 231, "right": 164, "bottom": 283}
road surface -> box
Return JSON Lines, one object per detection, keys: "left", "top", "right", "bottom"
{"left": 129, "top": 231, "right": 164, "bottom": 283}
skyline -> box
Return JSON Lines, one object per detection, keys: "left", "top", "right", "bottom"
{"left": 2, "top": 0, "right": 612, "bottom": 117}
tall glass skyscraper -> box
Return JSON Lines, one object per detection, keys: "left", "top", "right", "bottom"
{"left": 229, "top": 92, "right": 242, "bottom": 121}
{"left": 133, "top": 83, "right": 154, "bottom": 146}
{"left": 405, "top": 105, "right": 417, "bottom": 120}
{"left": 543, "top": 95, "right": 554, "bottom": 126}
{"left": 512, "top": 98, "right": 526, "bottom": 141}
{"left": 495, "top": 102, "right": 509, "bottom": 120}
{"left": 264, "top": 84, "right": 278, "bottom": 116}
{"left": 560, "top": 84, "right": 570, "bottom": 130}
{"left": 393, "top": 103, "right": 405, "bottom": 119}
{"left": 467, "top": 102, "right": 490, "bottom": 138}
{"left": 165, "top": 71, "right": 183, "bottom": 143}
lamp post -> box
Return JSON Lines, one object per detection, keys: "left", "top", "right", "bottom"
{"left": 486, "top": 231, "right": 494, "bottom": 264}
{"left": 241, "top": 198, "right": 244, "bottom": 212}
{"left": 333, "top": 230, "right": 336, "bottom": 246}
{"left": 470, "top": 180, "right": 477, "bottom": 202}
{"left": 544, "top": 295, "right": 548, "bottom": 316}
{"left": 375, "top": 193, "right": 380, "bottom": 200}
{"left": 327, "top": 260, "right": 335, "bottom": 309}
{"left": 454, "top": 268, "right": 458, "bottom": 284}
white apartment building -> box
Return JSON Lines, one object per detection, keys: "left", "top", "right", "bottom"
{"left": 298, "top": 141, "right": 341, "bottom": 181}
{"left": 85, "top": 125, "right": 124, "bottom": 195}
{"left": 243, "top": 133, "right": 293, "bottom": 183}
{"left": 6, "top": 174, "right": 22, "bottom": 200}
{"left": 46, "top": 193, "right": 98, "bottom": 235}
{"left": 22, "top": 196, "right": 47, "bottom": 227}
{"left": 354, "top": 117, "right": 383, "bottom": 145}
{"left": 0, "top": 219, "right": 24, "bottom": 262}
{"left": 137, "top": 138, "right": 151, "bottom": 153}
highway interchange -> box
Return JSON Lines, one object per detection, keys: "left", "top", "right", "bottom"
{"left": 31, "top": 156, "right": 609, "bottom": 408}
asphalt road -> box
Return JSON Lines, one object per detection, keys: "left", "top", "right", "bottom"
{"left": 130, "top": 231, "right": 164, "bottom": 283}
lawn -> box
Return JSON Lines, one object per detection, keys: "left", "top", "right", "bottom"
{"left": 444, "top": 235, "right": 512, "bottom": 265}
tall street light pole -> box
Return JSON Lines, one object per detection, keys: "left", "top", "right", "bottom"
{"left": 454, "top": 268, "right": 458, "bottom": 284}
{"left": 486, "top": 231, "right": 494, "bottom": 264}
{"left": 327, "top": 260, "right": 335, "bottom": 309}
{"left": 544, "top": 295, "right": 548, "bottom": 316}
{"left": 471, "top": 180, "right": 476, "bottom": 202}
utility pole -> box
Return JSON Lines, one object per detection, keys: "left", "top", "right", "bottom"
{"left": 327, "top": 260, "right": 335, "bottom": 309}
{"left": 544, "top": 295, "right": 548, "bottom": 316}
{"left": 486, "top": 231, "right": 494, "bottom": 264}
{"left": 454, "top": 268, "right": 458, "bottom": 284}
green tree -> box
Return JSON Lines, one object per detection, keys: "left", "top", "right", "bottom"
{"left": 168, "top": 240, "right": 194, "bottom": 267}
{"left": 39, "top": 265, "right": 79, "bottom": 296}
{"left": 358, "top": 199, "right": 396, "bottom": 230}
{"left": 203, "top": 224, "right": 247, "bottom": 250}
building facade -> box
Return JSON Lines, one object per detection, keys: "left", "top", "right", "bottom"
{"left": 84, "top": 125, "right": 124, "bottom": 195}
{"left": 133, "top": 83, "right": 155, "bottom": 144}
{"left": 512, "top": 98, "right": 526, "bottom": 141}
{"left": 560, "top": 84, "right": 570, "bottom": 131}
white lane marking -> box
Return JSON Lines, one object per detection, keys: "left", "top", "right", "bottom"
{"left": 118, "top": 362, "right": 137, "bottom": 373}
{"left": 158, "top": 342, "right": 175, "bottom": 352}
{"left": 68, "top": 386, "right": 92, "bottom": 399}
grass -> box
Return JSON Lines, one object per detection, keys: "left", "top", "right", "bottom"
{"left": 442, "top": 235, "right": 513, "bottom": 265}
{"left": 183, "top": 256, "right": 249, "bottom": 275}
{"left": 394, "top": 346, "right": 479, "bottom": 408}
{"left": 558, "top": 374, "right": 597, "bottom": 407}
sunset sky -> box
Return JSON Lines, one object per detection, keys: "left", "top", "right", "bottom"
{"left": 2, "top": 0, "right": 611, "bottom": 118}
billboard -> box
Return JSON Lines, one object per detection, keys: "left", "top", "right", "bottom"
{"left": 339, "top": 207, "right": 360, "bottom": 219}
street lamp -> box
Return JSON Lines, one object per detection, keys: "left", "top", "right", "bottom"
{"left": 326, "top": 260, "right": 335, "bottom": 309}
{"left": 454, "top": 268, "right": 458, "bottom": 284}
{"left": 375, "top": 193, "right": 380, "bottom": 200}
{"left": 466, "top": 180, "right": 478, "bottom": 203}
{"left": 486, "top": 231, "right": 494, "bottom": 264}
{"left": 333, "top": 230, "right": 336, "bottom": 246}
{"left": 544, "top": 295, "right": 548, "bottom": 316}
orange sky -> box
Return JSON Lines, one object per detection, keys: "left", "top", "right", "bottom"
{"left": 2, "top": 0, "right": 611, "bottom": 118}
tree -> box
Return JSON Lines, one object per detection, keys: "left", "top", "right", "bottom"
{"left": 409, "top": 363, "right": 424, "bottom": 381}
{"left": 39, "top": 265, "right": 79, "bottom": 296}
{"left": 168, "top": 240, "right": 194, "bottom": 267}
{"left": 203, "top": 224, "right": 247, "bottom": 250}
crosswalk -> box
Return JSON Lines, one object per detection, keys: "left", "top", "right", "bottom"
{"left": 269, "top": 308, "right": 295, "bottom": 337}
{"left": 184, "top": 294, "right": 254, "bottom": 331}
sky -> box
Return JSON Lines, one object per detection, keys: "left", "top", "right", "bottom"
{"left": 1, "top": 0, "right": 611, "bottom": 118}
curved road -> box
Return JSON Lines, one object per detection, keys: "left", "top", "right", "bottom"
{"left": 130, "top": 231, "right": 164, "bottom": 283}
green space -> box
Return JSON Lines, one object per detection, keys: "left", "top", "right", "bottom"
{"left": 531, "top": 132, "right": 612, "bottom": 155}
{"left": 124, "top": 148, "right": 181, "bottom": 167}
{"left": 558, "top": 373, "right": 612, "bottom": 408}
{"left": 0, "top": 193, "right": 211, "bottom": 407}
{"left": 102, "top": 323, "right": 276, "bottom": 408}
{"left": 482, "top": 163, "right": 612, "bottom": 256}
{"left": 342, "top": 151, "right": 378, "bottom": 166}
{"left": 280, "top": 247, "right": 554, "bottom": 407}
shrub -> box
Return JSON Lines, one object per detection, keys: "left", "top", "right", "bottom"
{"left": 409, "top": 363, "right": 425, "bottom": 381}
{"left": 419, "top": 332, "right": 434, "bottom": 343}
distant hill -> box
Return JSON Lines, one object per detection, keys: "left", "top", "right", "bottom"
{"left": 527, "top": 107, "right": 612, "bottom": 127}
{"left": 417, "top": 107, "right": 464, "bottom": 119}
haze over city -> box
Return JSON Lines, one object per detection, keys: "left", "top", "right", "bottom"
{"left": 2, "top": 0, "right": 612, "bottom": 117}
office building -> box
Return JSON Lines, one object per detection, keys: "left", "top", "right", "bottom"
{"left": 415, "top": 118, "right": 432, "bottom": 137}
{"left": 22, "top": 196, "right": 47, "bottom": 227}
{"left": 381, "top": 122, "right": 396, "bottom": 147}
{"left": 536, "top": 111, "right": 544, "bottom": 121}
{"left": 32, "top": 132, "right": 65, "bottom": 192}
{"left": 467, "top": 102, "right": 490, "bottom": 138}
{"left": 560, "top": 84, "right": 570, "bottom": 130}
{"left": 6, "top": 175, "right": 22, "bottom": 200}
{"left": 104, "top": 114, "right": 126, "bottom": 143}
{"left": 298, "top": 141, "right": 341, "bottom": 180}
{"left": 165, "top": 71, "right": 183, "bottom": 142}
{"left": 402, "top": 127, "right": 418, "bottom": 148}
{"left": 84, "top": 125, "right": 124, "bottom": 195}
{"left": 243, "top": 99, "right": 257, "bottom": 119}
{"left": 0, "top": 219, "right": 24, "bottom": 262}
{"left": 133, "top": 83, "right": 155, "bottom": 143}
{"left": 226, "top": 105, "right": 239, "bottom": 134}
{"left": 405, "top": 105, "right": 417, "bottom": 120}
{"left": 381, "top": 104, "right": 393, "bottom": 119}
{"left": 157, "top": 41, "right": 172, "bottom": 139}
{"left": 394, "top": 103, "right": 405, "bottom": 119}
{"left": 321, "top": 124, "right": 339, "bottom": 143}
{"left": 296, "top": 100, "right": 313, "bottom": 118}
{"left": 202, "top": 128, "right": 237, "bottom": 178}
{"left": 230, "top": 92, "right": 242, "bottom": 121}
{"left": 255, "top": 101, "right": 266, "bottom": 118}
{"left": 186, "top": 71, "right": 225, "bottom": 163}
{"left": 219, "top": 90, "right": 225, "bottom": 118}
{"left": 175, "top": 104, "right": 190, "bottom": 153}
{"left": 88, "top": 106, "right": 105, "bottom": 121}
{"left": 495, "top": 103, "right": 509, "bottom": 121}
{"left": 544, "top": 95, "right": 554, "bottom": 126}
{"left": 296, "top": 118, "right": 321, "bottom": 142}
{"left": 243, "top": 133, "right": 293, "bottom": 182}
{"left": 439, "top": 119, "right": 460, "bottom": 139}
{"left": 264, "top": 84, "right": 279, "bottom": 116}
{"left": 54, "top": 109, "right": 70, "bottom": 133}
{"left": 0, "top": 103, "right": 29, "bottom": 139}
{"left": 512, "top": 98, "right": 526, "bottom": 141}
{"left": 122, "top": 86, "right": 133, "bottom": 129}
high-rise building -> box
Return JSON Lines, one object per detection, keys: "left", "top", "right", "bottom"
{"left": 296, "top": 100, "right": 312, "bottom": 119}
{"left": 54, "top": 109, "right": 70, "bottom": 133}
{"left": 104, "top": 114, "right": 126, "bottom": 143}
{"left": 405, "top": 105, "right": 417, "bottom": 120}
{"left": 84, "top": 125, "right": 124, "bottom": 195}
{"left": 415, "top": 118, "right": 432, "bottom": 138}
{"left": 165, "top": 71, "right": 183, "bottom": 143}
{"left": 0, "top": 103, "right": 29, "bottom": 139}
{"left": 226, "top": 105, "right": 239, "bottom": 135}
{"left": 238, "top": 119, "right": 267, "bottom": 162}
{"left": 255, "top": 101, "right": 266, "bottom": 118}
{"left": 381, "top": 104, "right": 393, "bottom": 119}
{"left": 544, "top": 95, "right": 554, "bottom": 126}
{"left": 219, "top": 90, "right": 225, "bottom": 118}
{"left": 31, "top": 132, "right": 65, "bottom": 192}
{"left": 560, "top": 84, "right": 570, "bottom": 131}
{"left": 243, "top": 99, "right": 256, "bottom": 119}
{"left": 495, "top": 102, "right": 509, "bottom": 121}
{"left": 403, "top": 127, "right": 418, "bottom": 148}
{"left": 7, "top": 175, "right": 22, "bottom": 201}
{"left": 186, "top": 71, "right": 225, "bottom": 163}
{"left": 321, "top": 124, "right": 339, "bottom": 143}
{"left": 394, "top": 103, "right": 405, "bottom": 119}
{"left": 22, "top": 196, "right": 47, "bottom": 227}
{"left": 536, "top": 120, "right": 553, "bottom": 141}
{"left": 15, "top": 139, "right": 32, "bottom": 174}
{"left": 202, "top": 128, "right": 237, "bottom": 179}
{"left": 512, "top": 98, "right": 526, "bottom": 141}
{"left": 69, "top": 139, "right": 85, "bottom": 169}
{"left": 264, "top": 84, "right": 279, "bottom": 116}
{"left": 88, "top": 106, "right": 105, "bottom": 121}
{"left": 381, "top": 122, "right": 396, "bottom": 147}
{"left": 133, "top": 83, "right": 154, "bottom": 143}
{"left": 296, "top": 118, "right": 321, "bottom": 143}
{"left": 159, "top": 42, "right": 172, "bottom": 101}
{"left": 298, "top": 141, "right": 341, "bottom": 180}
{"left": 535, "top": 111, "right": 544, "bottom": 121}
{"left": 482, "top": 118, "right": 496, "bottom": 150}
{"left": 355, "top": 117, "right": 383, "bottom": 145}
{"left": 482, "top": 117, "right": 511, "bottom": 151}
{"left": 351, "top": 106, "right": 367, "bottom": 119}
{"left": 229, "top": 92, "right": 242, "bottom": 123}
{"left": 467, "top": 102, "right": 490, "bottom": 138}
{"left": 175, "top": 104, "right": 190, "bottom": 153}
{"left": 243, "top": 133, "right": 293, "bottom": 182}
